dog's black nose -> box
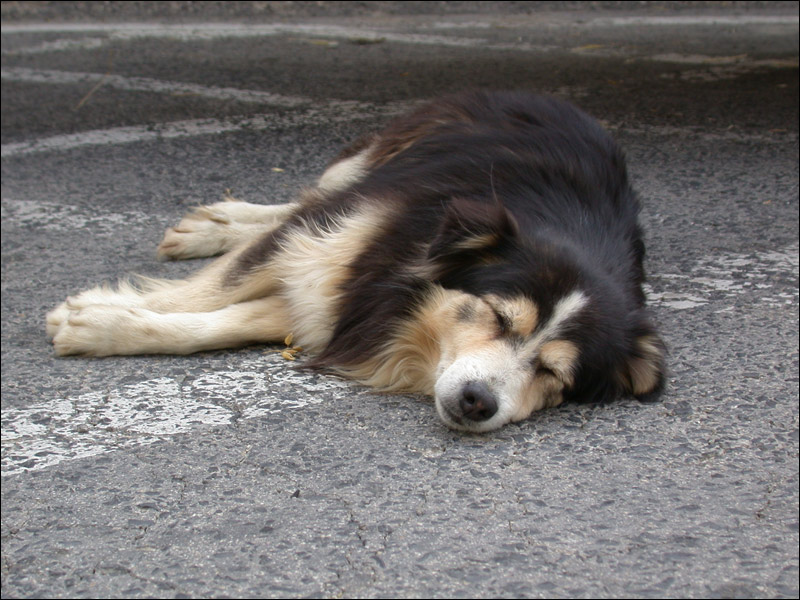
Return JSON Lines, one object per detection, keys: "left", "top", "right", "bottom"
{"left": 459, "top": 381, "right": 498, "bottom": 421}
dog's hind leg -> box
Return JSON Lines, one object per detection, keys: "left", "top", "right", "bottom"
{"left": 51, "top": 295, "right": 291, "bottom": 356}
{"left": 157, "top": 196, "right": 298, "bottom": 261}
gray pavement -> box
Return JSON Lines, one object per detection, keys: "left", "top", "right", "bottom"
{"left": 2, "top": 2, "right": 798, "bottom": 598}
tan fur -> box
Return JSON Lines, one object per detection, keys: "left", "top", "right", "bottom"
{"left": 511, "top": 372, "right": 565, "bottom": 422}
{"left": 452, "top": 233, "right": 501, "bottom": 252}
{"left": 330, "top": 288, "right": 543, "bottom": 401}
{"left": 485, "top": 294, "right": 539, "bottom": 337}
{"left": 334, "top": 288, "right": 452, "bottom": 394}
{"left": 538, "top": 340, "right": 580, "bottom": 385}
{"left": 622, "top": 334, "right": 664, "bottom": 396}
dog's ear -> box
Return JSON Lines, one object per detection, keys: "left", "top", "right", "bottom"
{"left": 427, "top": 198, "right": 518, "bottom": 263}
{"left": 616, "top": 318, "right": 666, "bottom": 401}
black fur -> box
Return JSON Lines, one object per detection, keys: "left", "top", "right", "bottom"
{"left": 249, "top": 91, "right": 661, "bottom": 402}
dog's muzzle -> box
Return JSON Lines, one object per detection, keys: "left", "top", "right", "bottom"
{"left": 436, "top": 380, "right": 504, "bottom": 431}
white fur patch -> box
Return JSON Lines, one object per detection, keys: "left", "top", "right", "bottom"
{"left": 316, "top": 150, "right": 370, "bottom": 194}
{"left": 527, "top": 290, "right": 588, "bottom": 350}
{"left": 272, "top": 203, "right": 388, "bottom": 353}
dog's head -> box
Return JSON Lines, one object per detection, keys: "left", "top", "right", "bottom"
{"left": 425, "top": 198, "right": 665, "bottom": 432}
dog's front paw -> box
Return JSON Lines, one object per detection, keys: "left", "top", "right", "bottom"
{"left": 46, "top": 286, "right": 141, "bottom": 339}
{"left": 156, "top": 205, "right": 233, "bottom": 261}
{"left": 45, "top": 301, "right": 72, "bottom": 339}
{"left": 51, "top": 305, "right": 137, "bottom": 356}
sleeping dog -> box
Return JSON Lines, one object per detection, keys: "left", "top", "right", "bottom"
{"left": 46, "top": 91, "right": 665, "bottom": 432}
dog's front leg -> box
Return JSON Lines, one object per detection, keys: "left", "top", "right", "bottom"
{"left": 51, "top": 296, "right": 291, "bottom": 356}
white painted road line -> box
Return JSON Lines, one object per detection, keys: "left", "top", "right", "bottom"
{"left": 601, "top": 15, "right": 800, "bottom": 26}
{"left": 2, "top": 18, "right": 795, "bottom": 67}
{"left": 3, "top": 15, "right": 796, "bottom": 38}
{"left": 1, "top": 66, "right": 313, "bottom": 107}
{"left": 0, "top": 65, "right": 413, "bottom": 116}
{"left": 3, "top": 18, "right": 796, "bottom": 59}
{"left": 4, "top": 109, "right": 792, "bottom": 159}
{"left": 1, "top": 353, "right": 354, "bottom": 477}
{"left": 647, "top": 244, "right": 799, "bottom": 311}
{"left": 1, "top": 116, "right": 282, "bottom": 158}
{"left": 0, "top": 62, "right": 790, "bottom": 158}
{"left": 608, "top": 123, "right": 798, "bottom": 144}
{"left": 0, "top": 22, "right": 504, "bottom": 50}
{"left": 1, "top": 198, "right": 152, "bottom": 234}
{"left": 0, "top": 102, "right": 409, "bottom": 158}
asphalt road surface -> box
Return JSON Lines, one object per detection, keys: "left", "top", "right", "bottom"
{"left": 2, "top": 3, "right": 798, "bottom": 598}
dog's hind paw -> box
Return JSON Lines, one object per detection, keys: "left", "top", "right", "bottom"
{"left": 157, "top": 199, "right": 298, "bottom": 261}
{"left": 156, "top": 205, "right": 237, "bottom": 261}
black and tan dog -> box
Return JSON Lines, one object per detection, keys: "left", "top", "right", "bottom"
{"left": 47, "top": 91, "right": 665, "bottom": 432}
